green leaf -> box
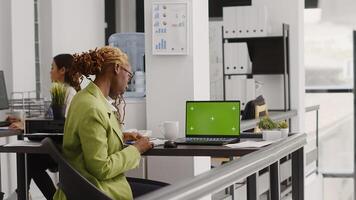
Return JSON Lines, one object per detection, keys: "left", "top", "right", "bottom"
{"left": 50, "top": 82, "right": 67, "bottom": 106}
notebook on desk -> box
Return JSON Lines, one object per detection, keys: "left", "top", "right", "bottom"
{"left": 175, "top": 101, "right": 241, "bottom": 145}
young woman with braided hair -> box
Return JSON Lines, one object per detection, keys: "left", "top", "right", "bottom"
{"left": 53, "top": 46, "right": 159, "bottom": 200}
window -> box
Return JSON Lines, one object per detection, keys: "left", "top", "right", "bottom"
{"left": 304, "top": 4, "right": 355, "bottom": 199}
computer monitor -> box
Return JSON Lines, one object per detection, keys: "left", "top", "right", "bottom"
{"left": 0, "top": 71, "right": 9, "bottom": 110}
{"left": 185, "top": 101, "right": 240, "bottom": 137}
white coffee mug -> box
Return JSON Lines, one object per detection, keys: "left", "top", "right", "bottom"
{"left": 159, "top": 121, "right": 179, "bottom": 140}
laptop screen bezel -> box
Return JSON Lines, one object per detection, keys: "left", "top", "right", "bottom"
{"left": 185, "top": 100, "right": 241, "bottom": 138}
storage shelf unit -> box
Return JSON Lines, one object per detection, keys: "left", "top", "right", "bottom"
{"left": 222, "top": 23, "right": 290, "bottom": 111}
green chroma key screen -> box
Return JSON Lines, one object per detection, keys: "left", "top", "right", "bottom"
{"left": 186, "top": 101, "right": 240, "bottom": 136}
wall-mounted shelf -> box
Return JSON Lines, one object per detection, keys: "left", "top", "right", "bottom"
{"left": 222, "top": 24, "right": 290, "bottom": 111}
{"left": 225, "top": 36, "right": 288, "bottom": 74}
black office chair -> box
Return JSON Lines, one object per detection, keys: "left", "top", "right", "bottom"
{"left": 41, "top": 137, "right": 168, "bottom": 199}
{"left": 41, "top": 138, "right": 112, "bottom": 200}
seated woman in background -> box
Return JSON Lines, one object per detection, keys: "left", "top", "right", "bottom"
{"left": 25, "top": 54, "right": 81, "bottom": 200}
{"left": 49, "top": 54, "right": 81, "bottom": 117}
{"left": 9, "top": 54, "right": 81, "bottom": 200}
{"left": 7, "top": 54, "right": 80, "bottom": 129}
{"left": 53, "top": 46, "right": 156, "bottom": 200}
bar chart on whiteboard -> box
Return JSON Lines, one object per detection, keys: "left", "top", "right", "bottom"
{"left": 152, "top": 2, "right": 188, "bottom": 55}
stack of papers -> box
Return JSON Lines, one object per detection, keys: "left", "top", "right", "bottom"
{"left": 225, "top": 140, "right": 273, "bottom": 148}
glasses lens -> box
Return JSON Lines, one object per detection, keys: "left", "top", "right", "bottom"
{"left": 122, "top": 67, "right": 133, "bottom": 78}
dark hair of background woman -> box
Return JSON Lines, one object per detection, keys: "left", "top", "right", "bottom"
{"left": 53, "top": 54, "right": 81, "bottom": 91}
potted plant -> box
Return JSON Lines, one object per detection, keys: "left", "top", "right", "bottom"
{"left": 258, "top": 116, "right": 281, "bottom": 141}
{"left": 50, "top": 82, "right": 67, "bottom": 119}
{"left": 277, "top": 120, "right": 289, "bottom": 138}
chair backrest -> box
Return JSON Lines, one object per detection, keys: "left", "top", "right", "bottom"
{"left": 41, "top": 138, "right": 112, "bottom": 200}
{"left": 241, "top": 95, "right": 269, "bottom": 133}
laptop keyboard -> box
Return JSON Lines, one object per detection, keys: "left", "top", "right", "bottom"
{"left": 187, "top": 137, "right": 232, "bottom": 142}
{"left": 182, "top": 137, "right": 237, "bottom": 145}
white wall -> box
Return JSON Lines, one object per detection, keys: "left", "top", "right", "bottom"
{"left": 209, "top": 21, "right": 224, "bottom": 100}
{"left": 39, "top": 0, "right": 106, "bottom": 98}
{"left": 0, "top": 0, "right": 13, "bottom": 101}
{"left": 0, "top": 0, "right": 36, "bottom": 196}
{"left": 145, "top": 0, "right": 210, "bottom": 138}
{"left": 52, "top": 0, "right": 105, "bottom": 54}
{"left": 38, "top": 0, "right": 53, "bottom": 100}
{"left": 192, "top": 0, "right": 211, "bottom": 101}
{"left": 124, "top": 98, "right": 147, "bottom": 130}
{"left": 11, "top": 0, "right": 36, "bottom": 94}
{"left": 116, "top": 0, "right": 136, "bottom": 32}
{"left": 0, "top": 9, "right": 14, "bottom": 188}
{"left": 145, "top": 0, "right": 211, "bottom": 184}
{"left": 321, "top": 0, "right": 356, "bottom": 24}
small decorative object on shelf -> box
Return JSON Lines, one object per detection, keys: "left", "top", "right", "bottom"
{"left": 50, "top": 82, "right": 67, "bottom": 120}
{"left": 259, "top": 116, "right": 281, "bottom": 141}
{"left": 258, "top": 116, "right": 277, "bottom": 130}
{"left": 277, "top": 120, "right": 289, "bottom": 138}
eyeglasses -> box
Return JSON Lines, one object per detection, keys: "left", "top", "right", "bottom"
{"left": 119, "top": 65, "right": 133, "bottom": 81}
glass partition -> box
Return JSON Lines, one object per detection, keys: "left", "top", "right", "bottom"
{"left": 304, "top": 4, "right": 356, "bottom": 199}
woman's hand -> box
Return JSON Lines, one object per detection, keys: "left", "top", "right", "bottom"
{"left": 9, "top": 121, "right": 24, "bottom": 130}
{"left": 123, "top": 131, "right": 143, "bottom": 142}
{"left": 133, "top": 137, "right": 153, "bottom": 154}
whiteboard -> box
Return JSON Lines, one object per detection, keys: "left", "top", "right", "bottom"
{"left": 152, "top": 2, "right": 188, "bottom": 55}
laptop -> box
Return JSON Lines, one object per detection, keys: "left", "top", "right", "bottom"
{"left": 175, "top": 101, "right": 240, "bottom": 145}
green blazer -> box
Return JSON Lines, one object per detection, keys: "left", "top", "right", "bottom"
{"left": 53, "top": 82, "right": 141, "bottom": 200}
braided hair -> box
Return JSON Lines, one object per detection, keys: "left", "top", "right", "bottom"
{"left": 72, "top": 46, "right": 130, "bottom": 125}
